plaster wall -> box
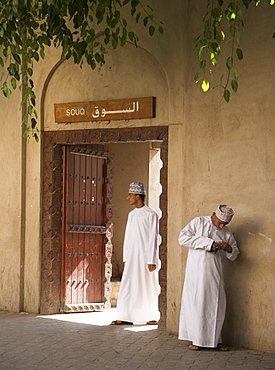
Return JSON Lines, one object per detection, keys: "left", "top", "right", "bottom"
{"left": 23, "top": 138, "right": 41, "bottom": 313}
{"left": 0, "top": 89, "right": 21, "bottom": 311}
{"left": 43, "top": 43, "right": 169, "bottom": 132}
{"left": 166, "top": 1, "right": 275, "bottom": 353}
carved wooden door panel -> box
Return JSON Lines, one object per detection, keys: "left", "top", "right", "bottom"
{"left": 62, "top": 145, "right": 110, "bottom": 312}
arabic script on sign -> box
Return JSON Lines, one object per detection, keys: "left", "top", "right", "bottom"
{"left": 92, "top": 101, "right": 139, "bottom": 118}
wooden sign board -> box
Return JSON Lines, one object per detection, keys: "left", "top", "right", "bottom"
{"left": 54, "top": 97, "right": 155, "bottom": 123}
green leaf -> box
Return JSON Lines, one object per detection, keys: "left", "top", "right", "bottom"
{"left": 211, "top": 42, "right": 220, "bottom": 54}
{"left": 11, "top": 77, "right": 17, "bottom": 89}
{"left": 112, "top": 37, "right": 118, "bottom": 49}
{"left": 201, "top": 80, "right": 210, "bottom": 92}
{"left": 204, "top": 30, "right": 212, "bottom": 42}
{"left": 210, "top": 53, "right": 217, "bottom": 66}
{"left": 2, "top": 82, "right": 11, "bottom": 99}
{"left": 236, "top": 10, "right": 243, "bottom": 26}
{"left": 40, "top": 48, "right": 45, "bottom": 59}
{"left": 131, "top": 0, "right": 139, "bottom": 7}
{"left": 158, "top": 26, "right": 164, "bottom": 34}
{"left": 200, "top": 59, "right": 206, "bottom": 69}
{"left": 231, "top": 79, "right": 238, "bottom": 92}
{"left": 236, "top": 48, "right": 243, "bottom": 60}
{"left": 198, "top": 46, "right": 204, "bottom": 59}
{"left": 128, "top": 31, "right": 135, "bottom": 41}
{"left": 226, "top": 56, "right": 233, "bottom": 70}
{"left": 28, "top": 105, "right": 33, "bottom": 115}
{"left": 8, "top": 63, "right": 17, "bottom": 76}
{"left": 234, "top": 69, "right": 239, "bottom": 80}
{"left": 27, "top": 68, "right": 33, "bottom": 76}
{"left": 23, "top": 75, "right": 28, "bottom": 86}
{"left": 224, "top": 89, "right": 230, "bottom": 102}
{"left": 32, "top": 51, "right": 39, "bottom": 62}
{"left": 95, "top": 53, "right": 102, "bottom": 63}
{"left": 111, "top": 18, "right": 119, "bottom": 28}
{"left": 136, "top": 12, "right": 141, "bottom": 23}
{"left": 13, "top": 54, "right": 21, "bottom": 64}
{"left": 149, "top": 25, "right": 155, "bottom": 36}
{"left": 23, "top": 114, "right": 28, "bottom": 125}
{"left": 194, "top": 72, "right": 200, "bottom": 83}
{"left": 211, "top": 8, "right": 221, "bottom": 19}
{"left": 235, "top": 27, "right": 241, "bottom": 42}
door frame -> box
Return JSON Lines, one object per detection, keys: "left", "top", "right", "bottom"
{"left": 41, "top": 126, "right": 168, "bottom": 330}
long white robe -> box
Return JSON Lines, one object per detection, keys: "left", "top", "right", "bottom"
{"left": 178, "top": 216, "right": 239, "bottom": 347}
{"left": 116, "top": 205, "right": 161, "bottom": 324}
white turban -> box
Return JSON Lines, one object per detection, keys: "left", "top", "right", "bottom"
{"left": 215, "top": 205, "right": 235, "bottom": 223}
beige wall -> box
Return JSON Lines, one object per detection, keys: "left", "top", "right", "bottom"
{"left": 43, "top": 42, "right": 169, "bottom": 132}
{"left": 166, "top": 1, "right": 275, "bottom": 352}
{"left": 0, "top": 0, "right": 274, "bottom": 353}
{"left": 0, "top": 89, "right": 21, "bottom": 311}
{"left": 23, "top": 138, "right": 41, "bottom": 313}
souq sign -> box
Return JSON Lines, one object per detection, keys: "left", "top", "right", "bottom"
{"left": 54, "top": 97, "right": 155, "bottom": 123}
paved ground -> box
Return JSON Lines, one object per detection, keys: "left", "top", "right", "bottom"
{"left": 0, "top": 309, "right": 274, "bottom": 370}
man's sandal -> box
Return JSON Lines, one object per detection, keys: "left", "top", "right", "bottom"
{"left": 188, "top": 344, "right": 200, "bottom": 351}
{"left": 146, "top": 320, "right": 158, "bottom": 325}
{"left": 217, "top": 344, "right": 229, "bottom": 351}
{"left": 111, "top": 320, "right": 132, "bottom": 325}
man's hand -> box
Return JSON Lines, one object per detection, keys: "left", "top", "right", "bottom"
{"left": 148, "top": 264, "right": 156, "bottom": 272}
{"left": 217, "top": 241, "right": 232, "bottom": 253}
{"left": 211, "top": 242, "right": 220, "bottom": 253}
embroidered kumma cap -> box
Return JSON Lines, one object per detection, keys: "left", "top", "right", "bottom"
{"left": 128, "top": 181, "right": 146, "bottom": 195}
{"left": 215, "top": 205, "right": 235, "bottom": 223}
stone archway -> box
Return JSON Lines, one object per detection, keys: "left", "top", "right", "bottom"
{"left": 41, "top": 125, "right": 168, "bottom": 329}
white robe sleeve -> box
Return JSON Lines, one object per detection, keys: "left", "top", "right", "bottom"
{"left": 147, "top": 211, "right": 159, "bottom": 265}
{"left": 224, "top": 232, "right": 239, "bottom": 261}
{"left": 178, "top": 217, "right": 213, "bottom": 251}
{"left": 123, "top": 214, "right": 131, "bottom": 262}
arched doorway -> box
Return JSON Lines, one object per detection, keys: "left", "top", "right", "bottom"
{"left": 41, "top": 126, "right": 168, "bottom": 329}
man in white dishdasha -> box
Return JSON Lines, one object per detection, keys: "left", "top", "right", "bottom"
{"left": 111, "top": 181, "right": 160, "bottom": 325}
{"left": 178, "top": 205, "right": 239, "bottom": 351}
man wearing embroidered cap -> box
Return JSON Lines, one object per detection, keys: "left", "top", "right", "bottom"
{"left": 178, "top": 205, "right": 239, "bottom": 351}
{"left": 111, "top": 182, "right": 160, "bottom": 325}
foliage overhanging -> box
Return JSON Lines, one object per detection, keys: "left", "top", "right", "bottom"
{"left": 194, "top": 0, "right": 274, "bottom": 102}
{"left": 0, "top": 0, "right": 163, "bottom": 141}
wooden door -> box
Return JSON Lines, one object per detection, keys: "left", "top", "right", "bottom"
{"left": 62, "top": 145, "right": 109, "bottom": 312}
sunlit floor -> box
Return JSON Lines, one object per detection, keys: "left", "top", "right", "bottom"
{"left": 38, "top": 307, "right": 158, "bottom": 332}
